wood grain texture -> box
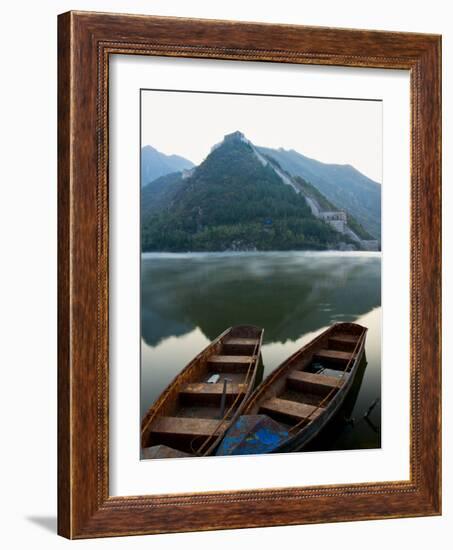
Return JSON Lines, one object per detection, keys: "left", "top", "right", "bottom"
{"left": 57, "top": 10, "right": 442, "bottom": 539}
{"left": 57, "top": 11, "right": 71, "bottom": 538}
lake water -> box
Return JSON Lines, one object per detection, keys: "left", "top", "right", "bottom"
{"left": 141, "top": 251, "right": 381, "bottom": 452}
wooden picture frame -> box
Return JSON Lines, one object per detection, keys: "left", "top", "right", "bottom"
{"left": 58, "top": 11, "right": 441, "bottom": 539}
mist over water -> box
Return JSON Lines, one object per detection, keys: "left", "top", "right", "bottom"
{"left": 141, "top": 251, "right": 381, "bottom": 452}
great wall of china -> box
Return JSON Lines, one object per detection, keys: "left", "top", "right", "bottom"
{"left": 304, "top": 197, "right": 379, "bottom": 251}
{"left": 213, "top": 132, "right": 380, "bottom": 251}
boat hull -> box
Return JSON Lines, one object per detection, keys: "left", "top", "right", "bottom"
{"left": 226, "top": 322, "right": 368, "bottom": 455}
{"left": 275, "top": 343, "right": 366, "bottom": 452}
{"left": 141, "top": 325, "right": 264, "bottom": 457}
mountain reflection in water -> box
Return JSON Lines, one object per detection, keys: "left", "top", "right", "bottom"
{"left": 141, "top": 251, "right": 381, "bottom": 452}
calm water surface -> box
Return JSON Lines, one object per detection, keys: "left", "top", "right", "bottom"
{"left": 141, "top": 251, "right": 381, "bottom": 452}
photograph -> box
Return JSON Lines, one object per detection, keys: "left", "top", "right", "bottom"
{"left": 139, "top": 89, "right": 382, "bottom": 459}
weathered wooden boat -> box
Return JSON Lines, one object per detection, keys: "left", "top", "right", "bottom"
{"left": 141, "top": 325, "right": 264, "bottom": 458}
{"left": 216, "top": 322, "right": 367, "bottom": 456}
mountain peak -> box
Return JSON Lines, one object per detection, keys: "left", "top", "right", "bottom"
{"left": 210, "top": 130, "right": 252, "bottom": 153}
{"left": 223, "top": 130, "right": 248, "bottom": 142}
{"left": 141, "top": 145, "right": 194, "bottom": 186}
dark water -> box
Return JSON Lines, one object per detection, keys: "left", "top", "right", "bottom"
{"left": 141, "top": 251, "right": 381, "bottom": 452}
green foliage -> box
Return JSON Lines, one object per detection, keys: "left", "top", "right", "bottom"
{"left": 259, "top": 146, "right": 381, "bottom": 239}
{"left": 141, "top": 138, "right": 355, "bottom": 252}
{"left": 293, "top": 176, "right": 374, "bottom": 240}
{"left": 345, "top": 216, "right": 375, "bottom": 241}
{"left": 143, "top": 218, "right": 347, "bottom": 252}
{"left": 141, "top": 171, "right": 186, "bottom": 218}
{"left": 293, "top": 176, "right": 337, "bottom": 211}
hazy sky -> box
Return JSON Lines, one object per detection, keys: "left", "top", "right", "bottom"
{"left": 141, "top": 90, "right": 382, "bottom": 183}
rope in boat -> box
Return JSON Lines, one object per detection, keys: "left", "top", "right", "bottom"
{"left": 287, "top": 326, "right": 366, "bottom": 435}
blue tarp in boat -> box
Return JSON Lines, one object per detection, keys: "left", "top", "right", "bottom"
{"left": 216, "top": 415, "right": 290, "bottom": 456}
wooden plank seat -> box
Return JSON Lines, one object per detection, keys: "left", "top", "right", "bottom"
{"left": 328, "top": 335, "right": 358, "bottom": 351}
{"left": 287, "top": 370, "right": 344, "bottom": 395}
{"left": 179, "top": 382, "right": 246, "bottom": 404}
{"left": 222, "top": 338, "right": 259, "bottom": 354}
{"left": 224, "top": 338, "right": 258, "bottom": 346}
{"left": 208, "top": 355, "right": 255, "bottom": 372}
{"left": 149, "top": 416, "right": 223, "bottom": 438}
{"left": 330, "top": 334, "right": 357, "bottom": 343}
{"left": 221, "top": 338, "right": 259, "bottom": 356}
{"left": 314, "top": 348, "right": 356, "bottom": 364}
{"left": 260, "top": 397, "right": 324, "bottom": 423}
{"left": 180, "top": 382, "right": 246, "bottom": 396}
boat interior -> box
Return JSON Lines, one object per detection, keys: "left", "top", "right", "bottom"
{"left": 253, "top": 329, "right": 363, "bottom": 429}
{"left": 142, "top": 326, "right": 262, "bottom": 455}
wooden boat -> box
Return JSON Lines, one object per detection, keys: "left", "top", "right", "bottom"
{"left": 141, "top": 325, "right": 264, "bottom": 458}
{"left": 216, "top": 322, "right": 367, "bottom": 455}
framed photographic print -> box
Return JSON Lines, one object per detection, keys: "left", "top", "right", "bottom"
{"left": 58, "top": 11, "right": 441, "bottom": 538}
